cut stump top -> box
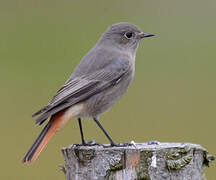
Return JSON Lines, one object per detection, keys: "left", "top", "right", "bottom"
{"left": 61, "top": 142, "right": 214, "bottom": 180}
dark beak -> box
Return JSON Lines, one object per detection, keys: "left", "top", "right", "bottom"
{"left": 138, "top": 32, "right": 155, "bottom": 39}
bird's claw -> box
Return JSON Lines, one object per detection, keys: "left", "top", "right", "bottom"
{"left": 103, "top": 142, "right": 133, "bottom": 148}
{"left": 75, "top": 141, "right": 135, "bottom": 148}
{"left": 75, "top": 140, "right": 104, "bottom": 147}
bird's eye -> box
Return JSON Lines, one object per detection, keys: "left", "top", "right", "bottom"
{"left": 124, "top": 32, "right": 133, "bottom": 39}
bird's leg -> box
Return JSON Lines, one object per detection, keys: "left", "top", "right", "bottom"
{"left": 78, "top": 117, "right": 131, "bottom": 147}
{"left": 93, "top": 117, "right": 134, "bottom": 147}
{"left": 78, "top": 118, "right": 86, "bottom": 145}
{"left": 77, "top": 118, "right": 103, "bottom": 146}
{"left": 93, "top": 117, "right": 117, "bottom": 146}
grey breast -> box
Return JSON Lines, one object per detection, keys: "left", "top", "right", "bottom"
{"left": 84, "top": 66, "right": 134, "bottom": 117}
{"left": 73, "top": 45, "right": 135, "bottom": 117}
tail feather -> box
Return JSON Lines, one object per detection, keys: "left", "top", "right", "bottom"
{"left": 22, "top": 104, "right": 80, "bottom": 164}
{"left": 22, "top": 123, "right": 53, "bottom": 164}
{"left": 22, "top": 111, "right": 66, "bottom": 164}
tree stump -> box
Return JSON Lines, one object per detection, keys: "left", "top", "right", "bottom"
{"left": 61, "top": 142, "right": 214, "bottom": 180}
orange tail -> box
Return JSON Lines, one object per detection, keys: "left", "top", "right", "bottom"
{"left": 22, "top": 111, "right": 67, "bottom": 164}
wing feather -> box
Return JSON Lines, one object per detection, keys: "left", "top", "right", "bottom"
{"left": 33, "top": 59, "right": 130, "bottom": 125}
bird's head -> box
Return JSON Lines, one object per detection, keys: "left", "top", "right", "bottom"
{"left": 99, "top": 22, "right": 154, "bottom": 54}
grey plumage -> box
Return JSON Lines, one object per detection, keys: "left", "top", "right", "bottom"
{"left": 23, "top": 22, "right": 154, "bottom": 164}
{"left": 33, "top": 22, "right": 154, "bottom": 125}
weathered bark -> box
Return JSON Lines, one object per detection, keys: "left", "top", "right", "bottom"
{"left": 61, "top": 143, "right": 214, "bottom": 180}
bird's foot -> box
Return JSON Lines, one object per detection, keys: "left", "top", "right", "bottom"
{"left": 75, "top": 141, "right": 135, "bottom": 148}
{"left": 103, "top": 142, "right": 133, "bottom": 148}
{"left": 75, "top": 140, "right": 103, "bottom": 147}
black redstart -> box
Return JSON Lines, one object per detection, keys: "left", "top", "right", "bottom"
{"left": 22, "top": 22, "right": 154, "bottom": 164}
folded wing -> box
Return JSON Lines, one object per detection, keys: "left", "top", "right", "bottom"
{"left": 33, "top": 59, "right": 130, "bottom": 125}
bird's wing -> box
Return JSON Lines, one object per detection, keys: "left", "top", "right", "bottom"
{"left": 33, "top": 59, "right": 130, "bottom": 125}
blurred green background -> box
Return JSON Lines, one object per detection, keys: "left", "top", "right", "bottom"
{"left": 0, "top": 0, "right": 215, "bottom": 179}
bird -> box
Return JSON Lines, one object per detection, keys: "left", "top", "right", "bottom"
{"left": 22, "top": 22, "right": 154, "bottom": 164}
